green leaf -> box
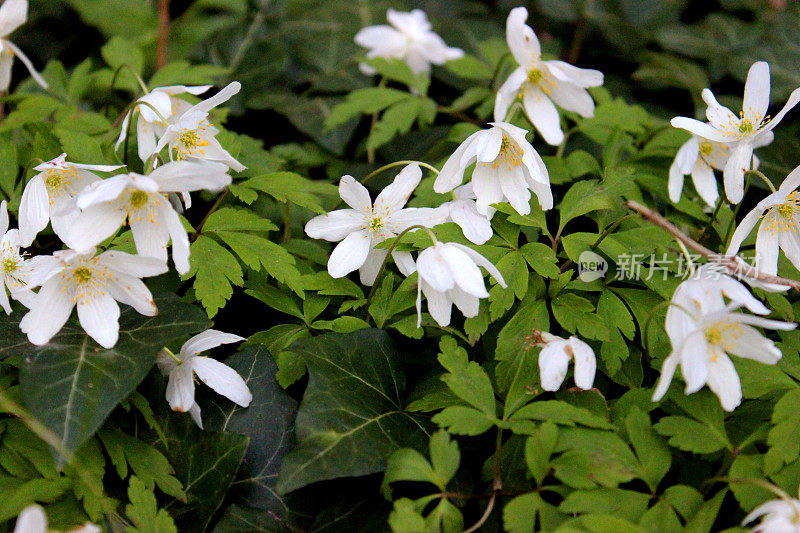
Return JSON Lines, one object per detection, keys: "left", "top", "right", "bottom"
{"left": 277, "top": 329, "right": 429, "bottom": 493}
{"left": 187, "top": 235, "right": 243, "bottom": 317}
{"left": 361, "top": 58, "right": 430, "bottom": 94}
{"left": 653, "top": 416, "right": 730, "bottom": 454}
{"left": 437, "top": 339, "right": 496, "bottom": 418}
{"left": 625, "top": 408, "right": 671, "bottom": 490}
{"left": 325, "top": 87, "right": 411, "bottom": 129}
{"left": 508, "top": 400, "right": 614, "bottom": 431}
{"left": 431, "top": 406, "right": 494, "bottom": 436}
{"left": 101, "top": 36, "right": 144, "bottom": 92}
{"left": 367, "top": 97, "right": 422, "bottom": 150}
{"left": 552, "top": 428, "right": 640, "bottom": 489}
{"left": 203, "top": 208, "right": 279, "bottom": 233}
{"left": 559, "top": 488, "right": 650, "bottom": 524}
{"left": 503, "top": 492, "right": 541, "bottom": 533}
{"left": 520, "top": 243, "right": 559, "bottom": 278}
{"left": 525, "top": 421, "right": 558, "bottom": 485}
{"left": 202, "top": 345, "right": 297, "bottom": 514}
{"left": 229, "top": 172, "right": 337, "bottom": 214}
{"left": 125, "top": 476, "right": 177, "bottom": 533}
{"left": 557, "top": 180, "right": 615, "bottom": 233}
{"left": 54, "top": 128, "right": 105, "bottom": 165}
{"left": 0, "top": 294, "right": 209, "bottom": 460}
{"left": 65, "top": 0, "right": 157, "bottom": 39}
{"left": 765, "top": 388, "right": 800, "bottom": 474}
{"left": 0, "top": 134, "right": 18, "bottom": 196}
{"left": 213, "top": 232, "right": 304, "bottom": 295}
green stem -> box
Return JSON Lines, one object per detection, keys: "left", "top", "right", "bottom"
{"left": 642, "top": 300, "right": 695, "bottom": 355}
{"left": 363, "top": 224, "right": 435, "bottom": 320}
{"left": 674, "top": 238, "right": 696, "bottom": 277}
{"left": 191, "top": 189, "right": 230, "bottom": 242}
{"left": 162, "top": 347, "right": 182, "bottom": 364}
{"left": 361, "top": 160, "right": 440, "bottom": 185}
{"left": 559, "top": 213, "right": 637, "bottom": 273}
{"left": 367, "top": 77, "right": 387, "bottom": 164}
{"left": 696, "top": 197, "right": 725, "bottom": 242}
{"left": 110, "top": 63, "right": 149, "bottom": 94}
{"left": 745, "top": 169, "right": 777, "bottom": 193}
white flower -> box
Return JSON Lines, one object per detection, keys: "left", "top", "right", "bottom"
{"left": 726, "top": 165, "right": 800, "bottom": 276}
{"left": 64, "top": 161, "right": 232, "bottom": 275}
{"left": 434, "top": 121, "right": 551, "bottom": 215}
{"left": 441, "top": 183, "right": 494, "bottom": 245}
{"left": 19, "top": 248, "right": 167, "bottom": 348}
{"left": 305, "top": 163, "right": 448, "bottom": 285}
{"left": 744, "top": 496, "right": 800, "bottom": 533}
{"left": 415, "top": 241, "right": 505, "bottom": 327}
{"left": 17, "top": 153, "right": 123, "bottom": 247}
{"left": 116, "top": 84, "right": 212, "bottom": 163}
{"left": 0, "top": 0, "right": 47, "bottom": 91}
{"left": 494, "top": 7, "right": 603, "bottom": 145}
{"left": 354, "top": 9, "right": 463, "bottom": 76}
{"left": 0, "top": 200, "right": 48, "bottom": 312}
{"left": 536, "top": 332, "right": 596, "bottom": 391}
{"left": 12, "top": 505, "right": 98, "bottom": 533}
{"left": 156, "top": 329, "right": 251, "bottom": 429}
{"left": 652, "top": 300, "right": 795, "bottom": 412}
{"left": 150, "top": 81, "right": 245, "bottom": 172}
{"left": 671, "top": 61, "right": 800, "bottom": 203}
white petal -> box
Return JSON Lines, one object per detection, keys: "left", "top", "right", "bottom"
{"left": 392, "top": 250, "right": 416, "bottom": 276}
{"left": 727, "top": 324, "right": 781, "bottom": 363}
{"left": 160, "top": 203, "right": 190, "bottom": 275}
{"left": 545, "top": 61, "right": 604, "bottom": 88}
{"left": 702, "top": 89, "right": 740, "bottom": 132}
{"left": 355, "top": 25, "right": 403, "bottom": 52}
{"left": 474, "top": 126, "right": 503, "bottom": 163}
{"left": 743, "top": 61, "right": 770, "bottom": 123}
{"left": 434, "top": 130, "right": 481, "bottom": 193}
{"left": 723, "top": 143, "right": 753, "bottom": 204}
{"left": 19, "top": 278, "right": 75, "bottom": 346}
{"left": 18, "top": 174, "right": 49, "bottom": 247}
{"left": 136, "top": 118, "right": 157, "bottom": 164}
{"left": 374, "top": 163, "right": 421, "bottom": 213}
{"left": 439, "top": 244, "right": 489, "bottom": 298}
{"left": 148, "top": 161, "right": 231, "bottom": 192}
{"left": 192, "top": 356, "right": 253, "bottom": 407}
{"left": 421, "top": 281, "right": 452, "bottom": 327}
{"left": 166, "top": 362, "right": 195, "bottom": 413}
{"left": 448, "top": 199, "right": 493, "bottom": 244}
{"left": 472, "top": 163, "right": 504, "bottom": 216}
{"left": 569, "top": 337, "right": 596, "bottom": 390}
{"left": 390, "top": 206, "right": 448, "bottom": 231}
{"left": 58, "top": 204, "right": 126, "bottom": 253}
{"left": 0, "top": 50, "right": 11, "bottom": 91}
{"left": 77, "top": 293, "right": 120, "bottom": 348}
{"left": 327, "top": 230, "right": 371, "bottom": 278}
{"left": 732, "top": 313, "right": 797, "bottom": 331}
{"left": 652, "top": 353, "right": 679, "bottom": 402}
{"left": 670, "top": 117, "right": 728, "bottom": 143}
{"left": 3, "top": 40, "right": 46, "bottom": 89}
{"left": 338, "top": 175, "right": 371, "bottom": 213}
{"left": 494, "top": 67, "right": 526, "bottom": 122}
{"left": 189, "top": 403, "right": 203, "bottom": 429}
{"left": 358, "top": 247, "right": 388, "bottom": 286}
{"left": 547, "top": 81, "right": 595, "bottom": 118}
{"left": 100, "top": 250, "right": 168, "bottom": 278}
{"left": 0, "top": 281, "right": 10, "bottom": 314}
{"left": 75, "top": 175, "right": 130, "bottom": 209}
{"left": 679, "top": 332, "right": 709, "bottom": 394}
{"left": 757, "top": 87, "right": 800, "bottom": 136}
{"left": 779, "top": 228, "right": 800, "bottom": 272}
{"left": 417, "top": 245, "right": 456, "bottom": 292}
{"left": 305, "top": 210, "right": 364, "bottom": 241}
{"left": 755, "top": 219, "right": 780, "bottom": 275}
{"left": 449, "top": 286, "right": 480, "bottom": 317}
{"left": 726, "top": 204, "right": 766, "bottom": 257}
{"left": 106, "top": 274, "right": 157, "bottom": 316}
{"left": 13, "top": 505, "right": 47, "bottom": 533}
{"left": 717, "top": 276, "right": 769, "bottom": 315}
{"left": 690, "top": 160, "right": 719, "bottom": 208}
{"left": 186, "top": 81, "right": 240, "bottom": 116}
{"left": 0, "top": 0, "right": 27, "bottom": 38}
{"left": 0, "top": 199, "right": 6, "bottom": 235}
{"left": 153, "top": 84, "right": 212, "bottom": 96}
{"left": 193, "top": 136, "right": 246, "bottom": 172}
{"left": 506, "top": 7, "right": 540, "bottom": 65}
{"left": 448, "top": 242, "right": 506, "bottom": 287}
{"left": 522, "top": 87, "right": 563, "bottom": 146}
{"left": 499, "top": 164, "right": 531, "bottom": 215}
{"left": 778, "top": 164, "right": 800, "bottom": 195}
{"left": 182, "top": 329, "right": 245, "bottom": 356}
{"left": 539, "top": 341, "right": 570, "bottom": 391}
{"left": 130, "top": 217, "right": 169, "bottom": 264}
{"left": 705, "top": 353, "right": 742, "bottom": 412}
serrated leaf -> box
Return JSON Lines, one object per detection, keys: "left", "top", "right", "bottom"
{"left": 125, "top": 476, "right": 177, "bottom": 533}
{"left": 187, "top": 235, "right": 243, "bottom": 317}
{"left": 325, "top": 87, "right": 410, "bottom": 129}
{"left": 653, "top": 416, "right": 730, "bottom": 454}
{"left": 213, "top": 232, "right": 304, "bottom": 295}
{"left": 230, "top": 172, "right": 337, "bottom": 214}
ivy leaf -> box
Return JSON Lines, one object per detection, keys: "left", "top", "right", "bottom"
{"left": 277, "top": 329, "right": 429, "bottom": 493}
{"left": 0, "top": 294, "right": 209, "bottom": 461}
{"left": 187, "top": 235, "right": 243, "bottom": 317}
{"left": 202, "top": 345, "right": 297, "bottom": 515}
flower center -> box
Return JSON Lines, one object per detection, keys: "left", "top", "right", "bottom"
{"left": 527, "top": 68, "right": 543, "bottom": 84}
{"left": 178, "top": 129, "right": 201, "bottom": 148}
{"left": 369, "top": 216, "right": 384, "bottom": 231}
{"left": 73, "top": 267, "right": 93, "bottom": 284}
{"left": 129, "top": 190, "right": 149, "bottom": 209}
{"left": 703, "top": 321, "right": 742, "bottom": 355}
{"left": 45, "top": 172, "right": 62, "bottom": 190}
{"left": 779, "top": 203, "right": 794, "bottom": 218}
{"left": 491, "top": 135, "right": 523, "bottom": 170}
{"left": 764, "top": 191, "right": 800, "bottom": 234}
{"left": 699, "top": 141, "right": 713, "bottom": 156}
{"left": 2, "top": 257, "right": 17, "bottom": 273}
{"left": 739, "top": 120, "right": 753, "bottom": 134}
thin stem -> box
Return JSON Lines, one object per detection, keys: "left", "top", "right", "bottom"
{"left": 191, "top": 189, "right": 230, "bottom": 242}
{"left": 109, "top": 63, "right": 149, "bottom": 94}
{"left": 559, "top": 213, "right": 636, "bottom": 273}
{"left": 156, "top": 0, "right": 171, "bottom": 69}
{"left": 745, "top": 169, "right": 777, "bottom": 193}
{"left": 674, "top": 238, "right": 696, "bottom": 277}
{"left": 714, "top": 477, "right": 793, "bottom": 501}
{"left": 463, "top": 491, "right": 497, "bottom": 533}
{"left": 490, "top": 52, "right": 512, "bottom": 88}
{"left": 283, "top": 202, "right": 291, "bottom": 242}
{"left": 131, "top": 100, "right": 170, "bottom": 125}
{"left": 362, "top": 160, "right": 439, "bottom": 185}
{"left": 626, "top": 200, "right": 800, "bottom": 291}
{"left": 162, "top": 347, "right": 181, "bottom": 364}
{"left": 503, "top": 101, "right": 523, "bottom": 123}
{"left": 696, "top": 197, "right": 725, "bottom": 242}
{"left": 464, "top": 427, "right": 503, "bottom": 533}
{"left": 567, "top": 17, "right": 588, "bottom": 64}
{"left": 229, "top": 10, "right": 266, "bottom": 74}
{"left": 367, "top": 77, "right": 387, "bottom": 164}
{"left": 642, "top": 300, "right": 695, "bottom": 355}
{"left": 363, "top": 224, "right": 432, "bottom": 320}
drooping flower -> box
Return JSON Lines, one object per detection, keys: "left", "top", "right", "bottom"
{"left": 434, "top": 121, "right": 551, "bottom": 215}
{"left": 671, "top": 61, "right": 800, "bottom": 203}
{"left": 156, "top": 329, "right": 251, "bottom": 429}
{"left": 494, "top": 7, "right": 603, "bottom": 145}
{"left": 17, "top": 153, "right": 124, "bottom": 247}
{"left": 116, "top": 84, "right": 212, "bottom": 163}
{"left": 531, "top": 331, "right": 596, "bottom": 391}
{"left": 18, "top": 248, "right": 167, "bottom": 348}
{"left": 652, "top": 300, "right": 795, "bottom": 412}
{"left": 415, "top": 241, "right": 506, "bottom": 327}
{"left": 0, "top": 0, "right": 47, "bottom": 91}
{"left": 354, "top": 8, "right": 463, "bottom": 76}
{"left": 726, "top": 165, "right": 800, "bottom": 276}
{"left": 150, "top": 81, "right": 245, "bottom": 172}
{"left": 64, "top": 161, "right": 232, "bottom": 274}
{"left": 440, "top": 183, "right": 494, "bottom": 245}
{"left": 305, "top": 163, "right": 448, "bottom": 285}
{"left": 743, "top": 495, "right": 800, "bottom": 533}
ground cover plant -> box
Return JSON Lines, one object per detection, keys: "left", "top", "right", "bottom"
{"left": 3, "top": 0, "right": 800, "bottom": 532}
